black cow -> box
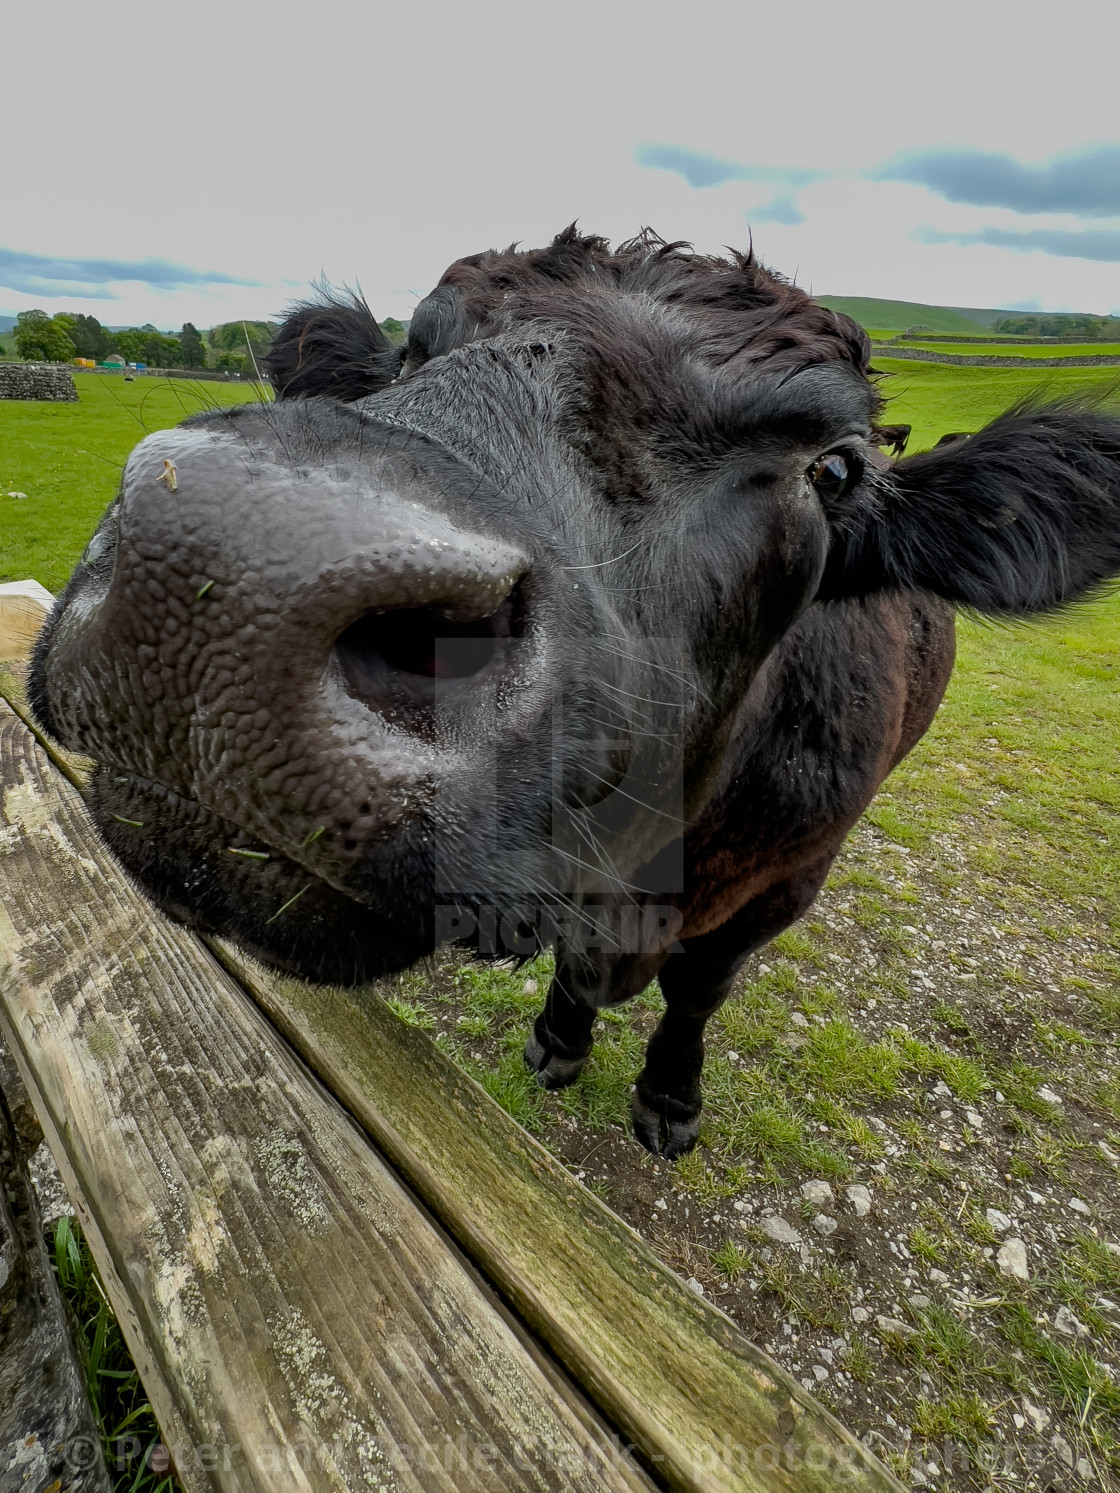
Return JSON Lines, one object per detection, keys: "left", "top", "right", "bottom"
{"left": 30, "top": 228, "right": 1120, "bottom": 1156}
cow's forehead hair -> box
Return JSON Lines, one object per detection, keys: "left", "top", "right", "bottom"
{"left": 428, "top": 224, "right": 873, "bottom": 383}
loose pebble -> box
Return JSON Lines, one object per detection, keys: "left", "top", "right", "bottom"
{"left": 875, "top": 1316, "right": 917, "bottom": 1339}
{"left": 986, "top": 1207, "right": 1013, "bottom": 1234}
{"left": 845, "top": 1183, "right": 872, "bottom": 1217}
{"left": 800, "top": 1180, "right": 834, "bottom": 1208}
{"left": 1050, "top": 1433, "right": 1074, "bottom": 1470}
{"left": 811, "top": 1214, "right": 837, "bottom": 1237}
{"left": 996, "top": 1237, "right": 1030, "bottom": 1282}
{"left": 1020, "top": 1398, "right": 1050, "bottom": 1434}
{"left": 1053, "top": 1304, "right": 1089, "bottom": 1338}
{"left": 761, "top": 1215, "right": 803, "bottom": 1247}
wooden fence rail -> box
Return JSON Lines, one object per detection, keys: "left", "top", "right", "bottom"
{"left": 0, "top": 585, "right": 905, "bottom": 1493}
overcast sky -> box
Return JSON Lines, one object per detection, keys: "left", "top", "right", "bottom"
{"left": 4, "top": 0, "right": 1120, "bottom": 329}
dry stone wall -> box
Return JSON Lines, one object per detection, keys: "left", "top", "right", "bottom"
{"left": 0, "top": 363, "right": 79, "bottom": 401}
{"left": 870, "top": 346, "right": 1120, "bottom": 369}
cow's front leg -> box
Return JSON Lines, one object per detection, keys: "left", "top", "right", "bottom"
{"left": 632, "top": 960, "right": 736, "bottom": 1159}
{"left": 525, "top": 943, "right": 667, "bottom": 1089}
{"left": 635, "top": 855, "right": 836, "bottom": 1157}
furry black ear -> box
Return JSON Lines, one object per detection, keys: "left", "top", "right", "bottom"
{"left": 266, "top": 287, "right": 404, "bottom": 401}
{"left": 819, "top": 399, "right": 1120, "bottom": 614}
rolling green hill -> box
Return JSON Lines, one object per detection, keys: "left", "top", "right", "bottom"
{"left": 815, "top": 296, "right": 1008, "bottom": 335}
{"left": 816, "top": 295, "right": 1120, "bottom": 338}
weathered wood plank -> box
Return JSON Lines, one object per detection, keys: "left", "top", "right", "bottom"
{"left": 0, "top": 1075, "right": 112, "bottom": 1493}
{"left": 0, "top": 584, "right": 92, "bottom": 788}
{"left": 214, "top": 951, "right": 906, "bottom": 1493}
{"left": 0, "top": 702, "right": 657, "bottom": 1493}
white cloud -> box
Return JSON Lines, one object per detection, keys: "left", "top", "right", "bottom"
{"left": 3, "top": 0, "right": 1119, "bottom": 322}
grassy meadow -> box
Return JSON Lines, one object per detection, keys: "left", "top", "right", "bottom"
{"left": 0, "top": 373, "right": 265, "bottom": 591}
{"left": 3, "top": 357, "right": 1120, "bottom": 1488}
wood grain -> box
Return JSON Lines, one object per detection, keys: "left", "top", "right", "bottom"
{"left": 0, "top": 702, "right": 657, "bottom": 1493}
{"left": 216, "top": 947, "right": 906, "bottom": 1493}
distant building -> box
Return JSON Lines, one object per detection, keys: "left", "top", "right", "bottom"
{"left": 102, "top": 354, "right": 126, "bottom": 366}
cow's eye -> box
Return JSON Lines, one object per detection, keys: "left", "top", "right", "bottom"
{"left": 809, "top": 453, "right": 852, "bottom": 499}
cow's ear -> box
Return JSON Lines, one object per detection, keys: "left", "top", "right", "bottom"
{"left": 818, "top": 402, "right": 1120, "bottom": 613}
{"left": 266, "top": 288, "right": 404, "bottom": 401}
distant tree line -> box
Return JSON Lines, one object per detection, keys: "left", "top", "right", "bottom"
{"left": 6, "top": 311, "right": 280, "bottom": 372}
{"left": 992, "top": 313, "right": 1120, "bottom": 340}
{"left": 4, "top": 310, "right": 410, "bottom": 370}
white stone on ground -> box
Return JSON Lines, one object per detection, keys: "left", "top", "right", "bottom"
{"left": 875, "top": 1316, "right": 917, "bottom": 1339}
{"left": 996, "top": 1237, "right": 1030, "bottom": 1282}
{"left": 800, "top": 1180, "right": 834, "bottom": 1207}
{"left": 845, "top": 1183, "right": 872, "bottom": 1216}
{"left": 761, "top": 1215, "right": 803, "bottom": 1247}
{"left": 1021, "top": 1398, "right": 1050, "bottom": 1434}
{"left": 1053, "top": 1304, "right": 1089, "bottom": 1338}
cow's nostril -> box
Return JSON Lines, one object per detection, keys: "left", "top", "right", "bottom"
{"left": 336, "top": 583, "right": 526, "bottom": 714}
{"left": 372, "top": 614, "right": 494, "bottom": 679}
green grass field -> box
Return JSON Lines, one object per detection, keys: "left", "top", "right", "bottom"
{"left": 0, "top": 374, "right": 265, "bottom": 591}
{"left": 872, "top": 358, "right": 1120, "bottom": 449}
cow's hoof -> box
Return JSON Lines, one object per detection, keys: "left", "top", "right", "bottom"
{"left": 630, "top": 1089, "right": 701, "bottom": 1159}
{"left": 524, "top": 1031, "right": 589, "bottom": 1090}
